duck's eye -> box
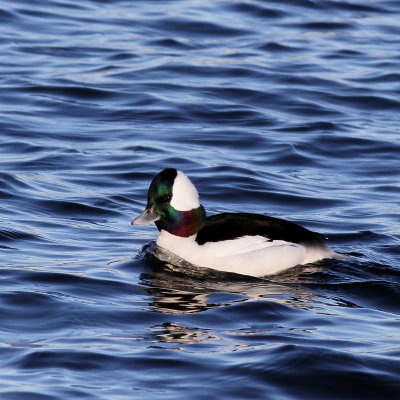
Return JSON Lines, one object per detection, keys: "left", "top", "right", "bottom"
{"left": 159, "top": 194, "right": 172, "bottom": 203}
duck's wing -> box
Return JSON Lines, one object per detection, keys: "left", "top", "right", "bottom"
{"left": 196, "top": 212, "right": 324, "bottom": 245}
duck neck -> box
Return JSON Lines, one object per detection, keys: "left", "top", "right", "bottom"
{"left": 156, "top": 205, "right": 206, "bottom": 237}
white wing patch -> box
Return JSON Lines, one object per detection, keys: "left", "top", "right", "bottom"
{"left": 201, "top": 235, "right": 296, "bottom": 257}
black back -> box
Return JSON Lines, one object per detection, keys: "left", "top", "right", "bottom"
{"left": 195, "top": 213, "right": 324, "bottom": 245}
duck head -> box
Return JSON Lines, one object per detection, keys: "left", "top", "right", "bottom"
{"left": 131, "top": 168, "right": 206, "bottom": 237}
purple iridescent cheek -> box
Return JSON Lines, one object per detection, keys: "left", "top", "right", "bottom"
{"left": 161, "top": 206, "right": 205, "bottom": 237}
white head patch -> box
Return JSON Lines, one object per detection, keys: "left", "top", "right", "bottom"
{"left": 170, "top": 171, "right": 201, "bottom": 211}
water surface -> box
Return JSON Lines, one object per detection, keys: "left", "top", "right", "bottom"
{"left": 1, "top": 0, "right": 400, "bottom": 399}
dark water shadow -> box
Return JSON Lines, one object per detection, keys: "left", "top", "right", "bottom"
{"left": 128, "top": 241, "right": 400, "bottom": 317}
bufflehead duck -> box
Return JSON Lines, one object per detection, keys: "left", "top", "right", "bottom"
{"left": 132, "top": 168, "right": 339, "bottom": 277}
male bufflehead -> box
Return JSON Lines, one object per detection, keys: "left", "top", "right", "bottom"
{"left": 132, "top": 168, "right": 339, "bottom": 277}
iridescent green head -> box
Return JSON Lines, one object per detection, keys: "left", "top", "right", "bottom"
{"left": 132, "top": 168, "right": 206, "bottom": 237}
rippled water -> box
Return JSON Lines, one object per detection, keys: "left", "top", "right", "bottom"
{"left": 1, "top": 0, "right": 400, "bottom": 399}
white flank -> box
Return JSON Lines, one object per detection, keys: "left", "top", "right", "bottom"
{"left": 170, "top": 170, "right": 201, "bottom": 211}
{"left": 156, "top": 231, "right": 321, "bottom": 277}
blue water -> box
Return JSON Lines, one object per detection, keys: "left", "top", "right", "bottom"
{"left": 1, "top": 0, "right": 400, "bottom": 399}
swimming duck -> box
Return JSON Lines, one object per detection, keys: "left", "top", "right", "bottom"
{"left": 132, "top": 168, "right": 339, "bottom": 277}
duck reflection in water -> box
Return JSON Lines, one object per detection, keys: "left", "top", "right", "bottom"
{"left": 139, "top": 242, "right": 329, "bottom": 316}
